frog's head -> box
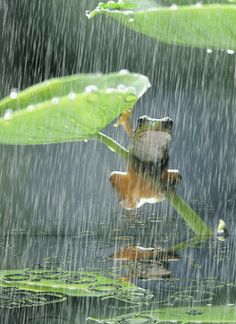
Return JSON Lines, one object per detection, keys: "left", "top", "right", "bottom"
{"left": 130, "top": 115, "right": 173, "bottom": 164}
{"left": 134, "top": 115, "right": 173, "bottom": 134}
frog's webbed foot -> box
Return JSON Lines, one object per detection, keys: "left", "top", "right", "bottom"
{"left": 113, "top": 109, "right": 133, "bottom": 136}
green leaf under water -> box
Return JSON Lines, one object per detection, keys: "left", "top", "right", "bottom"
{"left": 88, "top": 1, "right": 236, "bottom": 50}
{"left": 0, "top": 72, "right": 150, "bottom": 145}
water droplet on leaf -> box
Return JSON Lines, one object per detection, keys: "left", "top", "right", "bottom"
{"left": 51, "top": 97, "right": 60, "bottom": 104}
{"left": 26, "top": 105, "right": 35, "bottom": 112}
{"left": 195, "top": 2, "right": 202, "bottom": 8}
{"left": 126, "top": 86, "right": 136, "bottom": 94}
{"left": 85, "top": 85, "right": 98, "bottom": 93}
{"left": 118, "top": 69, "right": 129, "bottom": 75}
{"left": 9, "top": 89, "right": 18, "bottom": 99}
{"left": 68, "top": 92, "right": 76, "bottom": 100}
{"left": 170, "top": 4, "right": 178, "bottom": 10}
{"left": 226, "top": 49, "right": 234, "bottom": 55}
{"left": 124, "top": 11, "right": 132, "bottom": 16}
{"left": 105, "top": 88, "right": 115, "bottom": 93}
{"left": 125, "top": 94, "right": 136, "bottom": 103}
{"left": 117, "top": 84, "right": 126, "bottom": 91}
{"left": 3, "top": 109, "right": 13, "bottom": 120}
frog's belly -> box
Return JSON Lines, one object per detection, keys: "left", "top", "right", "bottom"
{"left": 130, "top": 131, "right": 171, "bottom": 163}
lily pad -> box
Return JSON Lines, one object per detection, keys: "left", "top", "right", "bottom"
{"left": 88, "top": 305, "right": 236, "bottom": 323}
{"left": 0, "top": 287, "right": 66, "bottom": 309}
{"left": 0, "top": 72, "right": 150, "bottom": 145}
{"left": 0, "top": 268, "right": 152, "bottom": 306}
{"left": 88, "top": 1, "right": 236, "bottom": 50}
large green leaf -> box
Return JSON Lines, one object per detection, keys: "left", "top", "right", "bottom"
{"left": 88, "top": 1, "right": 236, "bottom": 50}
{"left": 0, "top": 72, "right": 150, "bottom": 144}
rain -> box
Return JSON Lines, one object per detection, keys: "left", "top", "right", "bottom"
{"left": 0, "top": 0, "right": 236, "bottom": 323}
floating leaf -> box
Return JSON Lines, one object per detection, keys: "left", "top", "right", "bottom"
{"left": 0, "top": 72, "right": 150, "bottom": 144}
{"left": 0, "top": 287, "right": 66, "bottom": 309}
{"left": 0, "top": 268, "right": 152, "bottom": 305}
{"left": 88, "top": 1, "right": 236, "bottom": 50}
{"left": 88, "top": 305, "right": 236, "bottom": 323}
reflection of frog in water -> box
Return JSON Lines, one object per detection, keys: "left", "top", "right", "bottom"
{"left": 110, "top": 111, "right": 181, "bottom": 209}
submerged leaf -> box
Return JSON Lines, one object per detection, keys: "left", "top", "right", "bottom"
{"left": 88, "top": 1, "right": 236, "bottom": 50}
{"left": 0, "top": 72, "right": 150, "bottom": 145}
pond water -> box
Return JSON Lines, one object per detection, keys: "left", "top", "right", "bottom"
{"left": 0, "top": 0, "right": 236, "bottom": 323}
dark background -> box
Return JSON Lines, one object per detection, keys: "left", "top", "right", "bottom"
{"left": 0, "top": 0, "right": 235, "bottom": 235}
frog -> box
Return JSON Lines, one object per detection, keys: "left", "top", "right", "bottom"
{"left": 109, "top": 110, "right": 181, "bottom": 209}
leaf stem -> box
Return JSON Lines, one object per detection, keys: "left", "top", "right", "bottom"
{"left": 96, "top": 132, "right": 129, "bottom": 160}
{"left": 165, "top": 192, "right": 212, "bottom": 237}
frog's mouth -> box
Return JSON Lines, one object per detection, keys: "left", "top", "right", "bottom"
{"left": 130, "top": 129, "right": 171, "bottom": 163}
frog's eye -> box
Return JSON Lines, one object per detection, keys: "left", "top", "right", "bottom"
{"left": 137, "top": 115, "right": 149, "bottom": 127}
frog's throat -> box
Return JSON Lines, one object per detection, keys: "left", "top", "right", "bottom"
{"left": 130, "top": 130, "right": 171, "bottom": 163}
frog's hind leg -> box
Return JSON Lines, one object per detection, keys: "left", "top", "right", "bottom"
{"left": 113, "top": 109, "right": 133, "bottom": 136}
{"left": 109, "top": 170, "right": 138, "bottom": 209}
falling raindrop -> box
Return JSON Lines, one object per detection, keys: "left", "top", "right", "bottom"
{"left": 9, "top": 88, "right": 18, "bottom": 99}
{"left": 85, "top": 85, "right": 98, "bottom": 93}
{"left": 128, "top": 18, "right": 134, "bottom": 23}
{"left": 3, "top": 109, "right": 13, "bottom": 120}
{"left": 206, "top": 49, "right": 213, "bottom": 54}
{"left": 84, "top": 139, "right": 88, "bottom": 143}
{"left": 85, "top": 10, "right": 90, "bottom": 17}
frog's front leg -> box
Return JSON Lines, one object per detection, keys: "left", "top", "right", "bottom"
{"left": 113, "top": 109, "right": 133, "bottom": 136}
{"left": 160, "top": 169, "right": 182, "bottom": 191}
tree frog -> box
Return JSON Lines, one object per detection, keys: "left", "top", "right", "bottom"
{"left": 110, "top": 110, "right": 181, "bottom": 209}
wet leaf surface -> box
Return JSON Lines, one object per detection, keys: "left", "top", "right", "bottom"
{"left": 0, "top": 72, "right": 150, "bottom": 144}
{"left": 89, "top": 1, "right": 236, "bottom": 50}
{"left": 0, "top": 268, "right": 153, "bottom": 307}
